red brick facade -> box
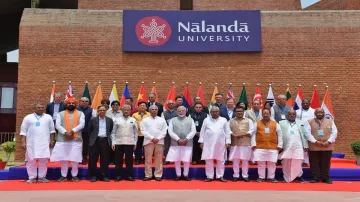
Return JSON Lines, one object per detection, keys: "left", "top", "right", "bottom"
{"left": 16, "top": 7, "right": 360, "bottom": 160}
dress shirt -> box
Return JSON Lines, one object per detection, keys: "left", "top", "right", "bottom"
{"left": 98, "top": 117, "right": 107, "bottom": 137}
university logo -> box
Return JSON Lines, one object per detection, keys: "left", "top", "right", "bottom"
{"left": 135, "top": 16, "right": 172, "bottom": 46}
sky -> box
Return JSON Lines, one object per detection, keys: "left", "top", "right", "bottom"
{"left": 7, "top": 49, "right": 18, "bottom": 63}
{"left": 300, "top": 0, "right": 321, "bottom": 9}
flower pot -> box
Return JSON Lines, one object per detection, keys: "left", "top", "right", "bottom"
{"left": 0, "top": 161, "right": 7, "bottom": 170}
{"left": 357, "top": 156, "right": 360, "bottom": 166}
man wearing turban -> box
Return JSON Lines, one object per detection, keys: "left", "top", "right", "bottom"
{"left": 50, "top": 97, "right": 85, "bottom": 182}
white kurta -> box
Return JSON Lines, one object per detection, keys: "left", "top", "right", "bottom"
{"left": 280, "top": 123, "right": 304, "bottom": 160}
{"left": 20, "top": 113, "right": 55, "bottom": 161}
{"left": 140, "top": 116, "right": 168, "bottom": 146}
{"left": 229, "top": 118, "right": 254, "bottom": 161}
{"left": 166, "top": 118, "right": 196, "bottom": 162}
{"left": 251, "top": 121, "right": 283, "bottom": 163}
{"left": 296, "top": 108, "right": 315, "bottom": 122}
{"left": 199, "top": 117, "right": 231, "bottom": 161}
{"left": 50, "top": 111, "right": 85, "bottom": 163}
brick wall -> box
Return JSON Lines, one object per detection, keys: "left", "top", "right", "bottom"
{"left": 17, "top": 9, "right": 360, "bottom": 160}
{"left": 78, "top": 0, "right": 179, "bottom": 10}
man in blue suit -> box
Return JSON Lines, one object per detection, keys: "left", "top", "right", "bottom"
{"left": 220, "top": 98, "right": 236, "bottom": 121}
{"left": 46, "top": 93, "right": 66, "bottom": 126}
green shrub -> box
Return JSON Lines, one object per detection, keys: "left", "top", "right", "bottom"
{"left": 1, "top": 141, "right": 16, "bottom": 161}
{"left": 351, "top": 141, "right": 360, "bottom": 156}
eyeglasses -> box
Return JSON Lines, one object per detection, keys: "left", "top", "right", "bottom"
{"left": 98, "top": 110, "right": 106, "bottom": 112}
{"left": 112, "top": 104, "right": 119, "bottom": 106}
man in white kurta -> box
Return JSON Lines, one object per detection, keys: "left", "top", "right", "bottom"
{"left": 20, "top": 103, "right": 56, "bottom": 183}
{"left": 140, "top": 105, "right": 168, "bottom": 181}
{"left": 229, "top": 106, "right": 254, "bottom": 182}
{"left": 279, "top": 110, "right": 308, "bottom": 183}
{"left": 295, "top": 98, "right": 314, "bottom": 167}
{"left": 50, "top": 98, "right": 85, "bottom": 182}
{"left": 199, "top": 106, "right": 231, "bottom": 182}
{"left": 166, "top": 106, "right": 196, "bottom": 181}
{"left": 251, "top": 108, "right": 283, "bottom": 183}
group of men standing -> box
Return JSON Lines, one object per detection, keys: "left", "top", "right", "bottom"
{"left": 20, "top": 92, "right": 337, "bottom": 184}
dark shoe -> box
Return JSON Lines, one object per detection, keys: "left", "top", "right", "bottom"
{"left": 224, "top": 161, "right": 229, "bottom": 165}
{"left": 183, "top": 176, "right": 191, "bottom": 181}
{"left": 322, "top": 179, "right": 332, "bottom": 184}
{"left": 302, "top": 163, "right": 308, "bottom": 167}
{"left": 256, "top": 178, "right": 263, "bottom": 183}
{"left": 296, "top": 177, "right": 306, "bottom": 183}
{"left": 174, "top": 176, "right": 181, "bottom": 181}
{"left": 115, "top": 176, "right": 123, "bottom": 182}
{"left": 58, "top": 176, "right": 67, "bottom": 182}
{"left": 143, "top": 177, "right": 151, "bottom": 181}
{"left": 204, "top": 178, "right": 212, "bottom": 182}
{"left": 126, "top": 177, "right": 135, "bottom": 181}
{"left": 81, "top": 159, "right": 87, "bottom": 165}
{"left": 163, "top": 161, "right": 170, "bottom": 165}
{"left": 90, "top": 177, "right": 97, "bottom": 182}
{"left": 269, "top": 178, "right": 278, "bottom": 183}
{"left": 72, "top": 176, "right": 80, "bottom": 182}
{"left": 310, "top": 179, "right": 320, "bottom": 183}
{"left": 102, "top": 177, "right": 110, "bottom": 182}
{"left": 192, "top": 161, "right": 197, "bottom": 165}
{"left": 232, "top": 177, "right": 239, "bottom": 182}
{"left": 135, "top": 160, "right": 141, "bottom": 165}
{"left": 243, "top": 178, "right": 250, "bottom": 182}
{"left": 217, "top": 177, "right": 227, "bottom": 182}
{"left": 155, "top": 177, "right": 162, "bottom": 181}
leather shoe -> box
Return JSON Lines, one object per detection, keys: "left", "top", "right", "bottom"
{"left": 102, "top": 177, "right": 110, "bottom": 182}
{"left": 232, "top": 177, "right": 239, "bottom": 182}
{"left": 174, "top": 176, "right": 181, "bottom": 181}
{"left": 243, "top": 178, "right": 250, "bottom": 182}
{"left": 126, "top": 177, "right": 135, "bottom": 181}
{"left": 155, "top": 177, "right": 162, "bottom": 181}
{"left": 204, "top": 178, "right": 212, "bottom": 182}
{"left": 183, "top": 176, "right": 191, "bottom": 181}
{"left": 135, "top": 160, "right": 141, "bottom": 165}
{"left": 143, "top": 177, "right": 151, "bottom": 181}
{"left": 322, "top": 179, "right": 332, "bottom": 184}
{"left": 115, "top": 176, "right": 123, "bottom": 182}
{"left": 90, "top": 177, "right": 96, "bottom": 182}
{"left": 310, "top": 179, "right": 319, "bottom": 183}
{"left": 163, "top": 161, "right": 170, "bottom": 165}
{"left": 217, "top": 177, "right": 227, "bottom": 182}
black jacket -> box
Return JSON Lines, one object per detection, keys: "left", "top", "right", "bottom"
{"left": 88, "top": 116, "right": 113, "bottom": 146}
{"left": 46, "top": 101, "right": 66, "bottom": 118}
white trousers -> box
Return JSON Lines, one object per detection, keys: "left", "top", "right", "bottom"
{"left": 232, "top": 159, "right": 249, "bottom": 178}
{"left": 257, "top": 161, "right": 276, "bottom": 179}
{"left": 205, "top": 160, "right": 225, "bottom": 179}
{"left": 174, "top": 161, "right": 190, "bottom": 177}
{"left": 60, "top": 161, "right": 79, "bottom": 177}
{"left": 303, "top": 151, "right": 309, "bottom": 164}
{"left": 282, "top": 159, "right": 303, "bottom": 182}
{"left": 26, "top": 158, "right": 48, "bottom": 180}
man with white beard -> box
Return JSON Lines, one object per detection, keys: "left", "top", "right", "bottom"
{"left": 166, "top": 106, "right": 196, "bottom": 181}
{"left": 199, "top": 106, "right": 231, "bottom": 182}
{"left": 279, "top": 110, "right": 308, "bottom": 183}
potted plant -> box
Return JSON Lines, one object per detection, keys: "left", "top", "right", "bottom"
{"left": 351, "top": 141, "right": 360, "bottom": 166}
{"left": 0, "top": 158, "right": 5, "bottom": 170}
{"left": 1, "top": 141, "right": 16, "bottom": 168}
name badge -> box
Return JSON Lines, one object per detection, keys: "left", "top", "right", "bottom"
{"left": 36, "top": 122, "right": 40, "bottom": 127}
{"left": 281, "top": 114, "right": 286, "bottom": 120}
{"left": 265, "top": 127, "right": 270, "bottom": 134}
{"left": 318, "top": 130, "right": 324, "bottom": 136}
{"left": 195, "top": 121, "right": 199, "bottom": 127}
{"left": 290, "top": 130, "right": 295, "bottom": 135}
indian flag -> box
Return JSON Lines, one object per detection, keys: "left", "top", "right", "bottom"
{"left": 321, "top": 86, "right": 335, "bottom": 120}
{"left": 209, "top": 84, "right": 219, "bottom": 109}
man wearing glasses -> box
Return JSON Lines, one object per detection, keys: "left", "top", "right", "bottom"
{"left": 77, "top": 97, "right": 97, "bottom": 165}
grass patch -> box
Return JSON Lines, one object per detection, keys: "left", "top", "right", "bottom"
{"left": 0, "top": 147, "right": 24, "bottom": 169}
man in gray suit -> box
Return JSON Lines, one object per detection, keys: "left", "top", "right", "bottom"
{"left": 88, "top": 105, "right": 114, "bottom": 182}
{"left": 245, "top": 100, "right": 262, "bottom": 122}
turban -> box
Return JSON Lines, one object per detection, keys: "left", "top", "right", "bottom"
{"left": 64, "top": 97, "right": 78, "bottom": 107}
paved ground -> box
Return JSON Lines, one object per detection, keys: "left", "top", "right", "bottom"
{"left": 1, "top": 190, "right": 360, "bottom": 202}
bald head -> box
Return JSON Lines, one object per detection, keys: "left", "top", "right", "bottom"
{"left": 287, "top": 109, "right": 296, "bottom": 122}
{"left": 314, "top": 108, "right": 325, "bottom": 120}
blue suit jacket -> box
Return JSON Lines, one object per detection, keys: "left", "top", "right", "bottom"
{"left": 46, "top": 101, "right": 66, "bottom": 118}
{"left": 220, "top": 107, "right": 236, "bottom": 121}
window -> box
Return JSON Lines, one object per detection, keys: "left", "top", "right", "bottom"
{"left": 0, "top": 83, "right": 17, "bottom": 114}
{"left": 180, "top": 0, "right": 193, "bottom": 10}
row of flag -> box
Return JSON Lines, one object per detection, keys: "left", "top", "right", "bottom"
{"left": 49, "top": 81, "right": 335, "bottom": 120}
